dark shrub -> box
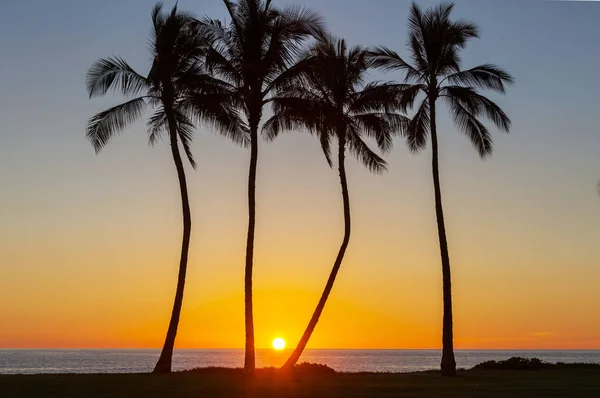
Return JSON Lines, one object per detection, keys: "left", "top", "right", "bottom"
{"left": 292, "top": 362, "right": 337, "bottom": 375}
{"left": 473, "top": 357, "right": 600, "bottom": 371}
{"left": 178, "top": 367, "right": 243, "bottom": 374}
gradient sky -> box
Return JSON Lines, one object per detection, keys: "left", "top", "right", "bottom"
{"left": 1, "top": 0, "right": 599, "bottom": 351}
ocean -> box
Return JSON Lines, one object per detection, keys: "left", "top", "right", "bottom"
{"left": 1, "top": 349, "right": 599, "bottom": 374}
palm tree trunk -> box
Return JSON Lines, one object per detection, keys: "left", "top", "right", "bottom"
{"left": 429, "top": 96, "right": 456, "bottom": 377}
{"left": 244, "top": 116, "right": 259, "bottom": 372}
{"left": 281, "top": 134, "right": 351, "bottom": 371}
{"left": 153, "top": 108, "right": 192, "bottom": 373}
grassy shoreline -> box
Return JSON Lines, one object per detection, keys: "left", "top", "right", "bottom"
{"left": 2, "top": 368, "right": 600, "bottom": 397}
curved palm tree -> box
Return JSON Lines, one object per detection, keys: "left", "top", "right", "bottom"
{"left": 369, "top": 2, "right": 514, "bottom": 377}
{"left": 86, "top": 3, "right": 244, "bottom": 373}
{"left": 199, "top": 0, "right": 324, "bottom": 371}
{"left": 264, "top": 34, "right": 408, "bottom": 370}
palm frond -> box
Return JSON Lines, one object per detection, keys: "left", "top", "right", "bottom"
{"left": 346, "top": 130, "right": 387, "bottom": 174}
{"left": 444, "top": 64, "right": 514, "bottom": 93}
{"left": 204, "top": 44, "right": 244, "bottom": 86}
{"left": 367, "top": 46, "right": 423, "bottom": 82}
{"left": 446, "top": 96, "right": 493, "bottom": 158}
{"left": 442, "top": 85, "right": 511, "bottom": 132}
{"left": 263, "top": 100, "right": 334, "bottom": 168}
{"left": 348, "top": 82, "right": 405, "bottom": 114}
{"left": 435, "top": 44, "right": 461, "bottom": 77}
{"left": 147, "top": 107, "right": 199, "bottom": 168}
{"left": 407, "top": 3, "right": 430, "bottom": 72}
{"left": 147, "top": 107, "right": 168, "bottom": 146}
{"left": 222, "top": 0, "right": 243, "bottom": 36}
{"left": 183, "top": 91, "right": 249, "bottom": 147}
{"left": 432, "top": 2, "right": 454, "bottom": 21}
{"left": 86, "top": 57, "right": 149, "bottom": 98}
{"left": 152, "top": 2, "right": 166, "bottom": 32}
{"left": 86, "top": 97, "right": 147, "bottom": 153}
{"left": 262, "top": 52, "right": 313, "bottom": 96}
{"left": 261, "top": 5, "right": 325, "bottom": 89}
{"left": 277, "top": 4, "right": 325, "bottom": 38}
{"left": 343, "top": 43, "right": 369, "bottom": 90}
{"left": 319, "top": 130, "right": 334, "bottom": 168}
{"left": 407, "top": 2, "right": 427, "bottom": 44}
{"left": 351, "top": 112, "right": 409, "bottom": 153}
{"left": 398, "top": 84, "right": 426, "bottom": 112}
{"left": 177, "top": 71, "right": 241, "bottom": 99}
{"left": 448, "top": 20, "right": 480, "bottom": 48}
{"left": 408, "top": 32, "right": 429, "bottom": 73}
{"left": 262, "top": 96, "right": 323, "bottom": 141}
{"left": 198, "top": 15, "right": 244, "bottom": 80}
{"left": 175, "top": 113, "right": 198, "bottom": 169}
{"left": 406, "top": 99, "right": 430, "bottom": 153}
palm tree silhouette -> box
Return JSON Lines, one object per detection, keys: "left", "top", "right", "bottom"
{"left": 200, "top": 0, "right": 324, "bottom": 371}
{"left": 369, "top": 2, "right": 514, "bottom": 376}
{"left": 85, "top": 3, "right": 244, "bottom": 373}
{"left": 264, "top": 33, "right": 408, "bottom": 369}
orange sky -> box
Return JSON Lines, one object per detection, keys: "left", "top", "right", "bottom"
{"left": 2, "top": 130, "right": 600, "bottom": 350}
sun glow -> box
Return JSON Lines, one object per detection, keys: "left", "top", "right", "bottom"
{"left": 272, "top": 337, "right": 286, "bottom": 350}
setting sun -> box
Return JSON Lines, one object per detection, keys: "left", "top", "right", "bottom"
{"left": 272, "top": 338, "right": 286, "bottom": 350}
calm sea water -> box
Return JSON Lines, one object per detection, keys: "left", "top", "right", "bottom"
{"left": 1, "top": 349, "right": 599, "bottom": 374}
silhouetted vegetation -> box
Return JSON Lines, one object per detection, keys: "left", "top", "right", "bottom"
{"left": 291, "top": 362, "right": 337, "bottom": 375}
{"left": 473, "top": 357, "right": 600, "bottom": 371}
{"left": 180, "top": 362, "right": 336, "bottom": 376}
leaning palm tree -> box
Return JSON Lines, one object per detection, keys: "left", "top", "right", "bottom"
{"left": 86, "top": 3, "right": 244, "bottom": 373}
{"left": 200, "top": 0, "right": 324, "bottom": 371}
{"left": 264, "top": 33, "right": 408, "bottom": 370}
{"left": 369, "top": 2, "right": 514, "bottom": 377}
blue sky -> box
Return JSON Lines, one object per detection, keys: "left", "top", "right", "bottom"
{"left": 2, "top": 0, "right": 598, "bottom": 244}
{"left": 2, "top": 0, "right": 599, "bottom": 190}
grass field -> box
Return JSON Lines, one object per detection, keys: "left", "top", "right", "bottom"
{"left": 2, "top": 368, "right": 600, "bottom": 398}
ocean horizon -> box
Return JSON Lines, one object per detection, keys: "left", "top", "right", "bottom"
{"left": 2, "top": 349, "right": 599, "bottom": 375}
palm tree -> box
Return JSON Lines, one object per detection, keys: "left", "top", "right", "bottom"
{"left": 263, "top": 34, "right": 408, "bottom": 370}
{"left": 200, "top": 0, "right": 324, "bottom": 371}
{"left": 369, "top": 2, "right": 514, "bottom": 377}
{"left": 85, "top": 3, "right": 244, "bottom": 373}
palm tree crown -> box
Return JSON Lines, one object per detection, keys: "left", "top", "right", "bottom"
{"left": 369, "top": 2, "right": 514, "bottom": 157}
{"left": 200, "top": 0, "right": 325, "bottom": 123}
{"left": 265, "top": 34, "right": 408, "bottom": 171}
{"left": 86, "top": 3, "right": 244, "bottom": 162}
